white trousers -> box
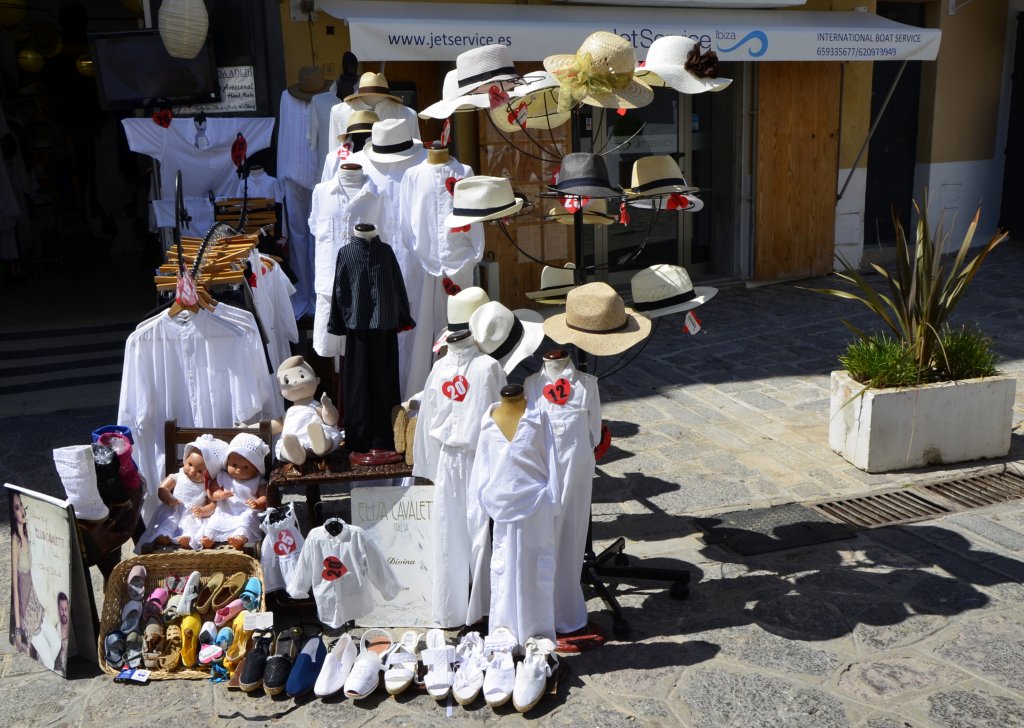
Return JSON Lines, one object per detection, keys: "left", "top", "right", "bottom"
{"left": 284, "top": 180, "right": 315, "bottom": 319}
{"left": 431, "top": 445, "right": 473, "bottom": 628}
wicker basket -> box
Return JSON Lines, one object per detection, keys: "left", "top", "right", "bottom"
{"left": 97, "top": 550, "right": 265, "bottom": 680}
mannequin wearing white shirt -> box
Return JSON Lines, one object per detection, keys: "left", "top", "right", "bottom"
{"left": 328, "top": 95, "right": 421, "bottom": 158}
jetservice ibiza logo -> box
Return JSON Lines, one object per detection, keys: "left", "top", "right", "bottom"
{"left": 608, "top": 28, "right": 768, "bottom": 57}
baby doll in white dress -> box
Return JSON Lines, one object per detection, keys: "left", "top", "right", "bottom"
{"left": 200, "top": 433, "right": 270, "bottom": 550}
{"left": 141, "top": 434, "right": 228, "bottom": 550}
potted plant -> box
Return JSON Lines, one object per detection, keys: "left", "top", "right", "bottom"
{"left": 812, "top": 198, "right": 1013, "bottom": 473}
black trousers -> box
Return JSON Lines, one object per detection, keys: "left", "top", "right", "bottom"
{"left": 343, "top": 329, "right": 400, "bottom": 452}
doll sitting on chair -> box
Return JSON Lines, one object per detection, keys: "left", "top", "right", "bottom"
{"left": 201, "top": 433, "right": 269, "bottom": 550}
{"left": 273, "top": 355, "right": 344, "bottom": 465}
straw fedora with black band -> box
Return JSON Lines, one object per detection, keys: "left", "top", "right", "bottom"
{"left": 630, "top": 264, "right": 717, "bottom": 318}
{"left": 544, "top": 282, "right": 652, "bottom": 356}
{"left": 635, "top": 36, "right": 732, "bottom": 95}
{"left": 488, "top": 71, "right": 571, "bottom": 133}
{"left": 544, "top": 31, "right": 653, "bottom": 110}
{"left": 470, "top": 301, "right": 545, "bottom": 374}
{"left": 452, "top": 44, "right": 520, "bottom": 98}
{"left": 420, "top": 70, "right": 492, "bottom": 120}
{"left": 432, "top": 286, "right": 490, "bottom": 352}
{"left": 364, "top": 118, "right": 423, "bottom": 164}
{"left": 344, "top": 71, "right": 403, "bottom": 104}
{"left": 545, "top": 198, "right": 616, "bottom": 226}
{"left": 623, "top": 156, "right": 699, "bottom": 197}
{"left": 548, "top": 153, "right": 622, "bottom": 199}
{"left": 526, "top": 262, "right": 578, "bottom": 301}
{"left": 444, "top": 176, "right": 525, "bottom": 228}
{"left": 337, "top": 109, "right": 380, "bottom": 144}
{"left": 288, "top": 66, "right": 330, "bottom": 101}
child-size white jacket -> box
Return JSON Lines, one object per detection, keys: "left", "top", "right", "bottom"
{"left": 286, "top": 519, "right": 402, "bottom": 628}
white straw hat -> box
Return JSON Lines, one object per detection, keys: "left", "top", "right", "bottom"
{"left": 544, "top": 31, "right": 653, "bottom": 110}
{"left": 623, "top": 156, "right": 699, "bottom": 197}
{"left": 344, "top": 71, "right": 404, "bottom": 104}
{"left": 543, "top": 281, "right": 652, "bottom": 356}
{"left": 488, "top": 71, "right": 571, "bottom": 133}
{"left": 453, "top": 44, "right": 520, "bottom": 97}
{"left": 629, "top": 264, "right": 717, "bottom": 318}
{"left": 432, "top": 286, "right": 490, "bottom": 352}
{"left": 636, "top": 36, "right": 733, "bottom": 95}
{"left": 526, "top": 262, "right": 578, "bottom": 301}
{"left": 364, "top": 118, "right": 423, "bottom": 163}
{"left": 444, "top": 176, "right": 524, "bottom": 227}
{"left": 420, "top": 70, "right": 493, "bottom": 120}
{"left": 470, "top": 301, "right": 545, "bottom": 374}
{"left": 183, "top": 434, "right": 229, "bottom": 478}
{"left": 227, "top": 432, "right": 270, "bottom": 476}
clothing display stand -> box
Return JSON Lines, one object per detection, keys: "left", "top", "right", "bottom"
{"left": 566, "top": 107, "right": 690, "bottom": 640}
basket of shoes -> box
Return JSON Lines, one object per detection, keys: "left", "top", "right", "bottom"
{"left": 97, "top": 549, "right": 265, "bottom": 680}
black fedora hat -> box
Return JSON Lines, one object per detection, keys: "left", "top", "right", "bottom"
{"left": 548, "top": 153, "right": 621, "bottom": 199}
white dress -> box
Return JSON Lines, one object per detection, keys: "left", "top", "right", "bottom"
{"left": 469, "top": 407, "right": 562, "bottom": 646}
{"left": 140, "top": 471, "right": 210, "bottom": 548}
{"left": 203, "top": 472, "right": 263, "bottom": 544}
{"left": 260, "top": 503, "right": 305, "bottom": 593}
{"left": 524, "top": 364, "right": 602, "bottom": 633}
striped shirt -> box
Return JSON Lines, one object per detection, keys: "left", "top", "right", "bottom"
{"left": 328, "top": 235, "right": 415, "bottom": 334}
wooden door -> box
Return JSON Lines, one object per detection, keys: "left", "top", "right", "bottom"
{"left": 755, "top": 62, "right": 841, "bottom": 281}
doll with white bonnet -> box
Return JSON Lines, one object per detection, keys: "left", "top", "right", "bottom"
{"left": 141, "top": 434, "right": 228, "bottom": 550}
{"left": 201, "top": 433, "right": 270, "bottom": 550}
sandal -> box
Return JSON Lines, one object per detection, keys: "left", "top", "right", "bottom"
{"left": 512, "top": 637, "right": 557, "bottom": 713}
{"left": 163, "top": 594, "right": 183, "bottom": 623}
{"left": 119, "top": 600, "right": 143, "bottom": 634}
{"left": 126, "top": 565, "right": 147, "bottom": 601}
{"left": 238, "top": 576, "right": 262, "bottom": 612}
{"left": 452, "top": 631, "right": 487, "bottom": 705}
{"left": 194, "top": 572, "right": 225, "bottom": 615}
{"left": 482, "top": 627, "right": 520, "bottom": 709}
{"left": 211, "top": 572, "right": 247, "bottom": 612}
{"left": 421, "top": 628, "right": 456, "bottom": 701}
{"left": 104, "top": 630, "right": 127, "bottom": 669}
{"left": 142, "top": 617, "right": 165, "bottom": 669}
{"left": 163, "top": 573, "right": 186, "bottom": 594}
{"left": 124, "top": 631, "right": 143, "bottom": 669}
{"left": 383, "top": 630, "right": 421, "bottom": 696}
{"left": 179, "top": 570, "right": 203, "bottom": 615}
{"left": 159, "top": 624, "right": 183, "bottom": 671}
{"left": 343, "top": 628, "right": 394, "bottom": 700}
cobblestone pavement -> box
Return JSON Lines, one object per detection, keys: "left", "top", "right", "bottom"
{"left": 3, "top": 244, "right": 1024, "bottom": 726}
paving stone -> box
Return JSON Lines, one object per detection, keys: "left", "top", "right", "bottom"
{"left": 750, "top": 591, "right": 851, "bottom": 641}
{"left": 861, "top": 715, "right": 917, "bottom": 728}
{"left": 935, "top": 612, "right": 1024, "bottom": 694}
{"left": 0, "top": 668, "right": 83, "bottom": 727}
{"left": 673, "top": 667, "right": 851, "bottom": 728}
{"left": 944, "top": 513, "right": 1024, "bottom": 552}
{"left": 713, "top": 624, "right": 840, "bottom": 677}
{"left": 732, "top": 390, "right": 786, "bottom": 411}
{"left": 572, "top": 639, "right": 717, "bottom": 697}
{"left": 849, "top": 603, "right": 948, "bottom": 652}
{"left": 836, "top": 655, "right": 964, "bottom": 703}
{"left": 927, "top": 688, "right": 1024, "bottom": 728}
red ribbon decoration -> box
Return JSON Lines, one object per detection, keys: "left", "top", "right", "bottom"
{"left": 616, "top": 108, "right": 627, "bottom": 117}
{"left": 231, "top": 133, "right": 247, "bottom": 168}
{"left": 451, "top": 224, "right": 471, "bottom": 233}
{"left": 488, "top": 84, "right": 510, "bottom": 109}
{"left": 440, "top": 118, "right": 451, "bottom": 147}
{"left": 594, "top": 424, "right": 612, "bottom": 461}
{"left": 442, "top": 277, "right": 461, "bottom": 296}
{"left": 619, "top": 201, "right": 630, "bottom": 226}
{"left": 152, "top": 109, "right": 173, "bottom": 128}
{"left": 667, "top": 193, "right": 693, "bottom": 211}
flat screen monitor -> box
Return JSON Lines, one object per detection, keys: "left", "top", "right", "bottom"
{"left": 89, "top": 29, "right": 220, "bottom": 110}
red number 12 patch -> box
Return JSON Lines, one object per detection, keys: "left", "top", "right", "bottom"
{"left": 543, "top": 378, "right": 572, "bottom": 406}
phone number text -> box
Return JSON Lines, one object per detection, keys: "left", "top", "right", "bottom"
{"left": 817, "top": 46, "right": 898, "bottom": 58}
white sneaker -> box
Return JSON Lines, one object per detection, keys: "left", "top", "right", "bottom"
{"left": 53, "top": 445, "right": 109, "bottom": 521}
{"left": 512, "top": 637, "right": 557, "bottom": 713}
{"left": 452, "top": 631, "right": 486, "bottom": 705}
{"left": 314, "top": 634, "right": 357, "bottom": 697}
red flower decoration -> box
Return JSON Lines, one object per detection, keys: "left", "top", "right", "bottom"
{"left": 231, "top": 133, "right": 247, "bottom": 167}
{"left": 152, "top": 109, "right": 172, "bottom": 128}
{"left": 442, "top": 277, "right": 462, "bottom": 296}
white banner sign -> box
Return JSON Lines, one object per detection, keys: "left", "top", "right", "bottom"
{"left": 351, "top": 484, "right": 435, "bottom": 627}
{"left": 322, "top": 2, "right": 941, "bottom": 63}
{"left": 175, "top": 66, "right": 257, "bottom": 114}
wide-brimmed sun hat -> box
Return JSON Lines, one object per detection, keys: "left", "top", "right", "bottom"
{"left": 288, "top": 66, "right": 330, "bottom": 101}
{"left": 344, "top": 71, "right": 403, "bottom": 104}
{"left": 543, "top": 281, "right": 652, "bottom": 356}
{"left": 544, "top": 198, "right": 616, "bottom": 226}
{"left": 548, "top": 153, "right": 621, "bottom": 199}
{"left": 364, "top": 118, "right": 423, "bottom": 164}
{"left": 432, "top": 286, "right": 490, "bottom": 352}
{"left": 488, "top": 71, "right": 571, "bottom": 133}
{"left": 470, "top": 301, "right": 545, "bottom": 374}
{"left": 526, "top": 262, "right": 578, "bottom": 302}
{"left": 444, "top": 176, "right": 525, "bottom": 227}
{"left": 419, "top": 70, "right": 493, "bottom": 120}
{"left": 544, "top": 31, "right": 653, "bottom": 110}
{"left": 452, "top": 44, "right": 520, "bottom": 97}
{"left": 629, "top": 264, "right": 717, "bottom": 318}
{"left": 623, "top": 156, "right": 699, "bottom": 197}
{"left": 337, "top": 109, "right": 380, "bottom": 143}
{"left": 636, "top": 36, "right": 733, "bottom": 95}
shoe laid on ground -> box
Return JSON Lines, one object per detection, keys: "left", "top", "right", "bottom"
{"left": 239, "top": 630, "right": 274, "bottom": 693}
{"left": 286, "top": 634, "right": 327, "bottom": 698}
{"left": 314, "top": 634, "right": 357, "bottom": 698}
{"left": 452, "top": 631, "right": 487, "bottom": 705}
{"left": 421, "top": 628, "right": 456, "bottom": 701}
{"left": 384, "top": 630, "right": 421, "bottom": 696}
{"left": 512, "top": 636, "right": 557, "bottom": 713}
{"left": 263, "top": 626, "right": 302, "bottom": 696}
{"left": 344, "top": 628, "right": 393, "bottom": 700}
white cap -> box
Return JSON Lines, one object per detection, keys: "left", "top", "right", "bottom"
{"left": 227, "top": 433, "right": 270, "bottom": 476}
{"left": 183, "top": 434, "right": 229, "bottom": 478}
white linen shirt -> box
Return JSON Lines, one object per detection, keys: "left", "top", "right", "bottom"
{"left": 412, "top": 343, "right": 506, "bottom": 482}
{"left": 309, "top": 176, "right": 383, "bottom": 298}
{"left": 308, "top": 89, "right": 343, "bottom": 164}
{"left": 399, "top": 158, "right": 484, "bottom": 277}
{"left": 277, "top": 90, "right": 320, "bottom": 189}
{"left": 286, "top": 519, "right": 402, "bottom": 628}
{"left": 328, "top": 97, "right": 421, "bottom": 154}
{"left": 235, "top": 170, "right": 284, "bottom": 202}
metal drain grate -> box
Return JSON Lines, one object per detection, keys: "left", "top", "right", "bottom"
{"left": 811, "top": 490, "right": 954, "bottom": 528}
{"left": 921, "top": 471, "right": 1024, "bottom": 509}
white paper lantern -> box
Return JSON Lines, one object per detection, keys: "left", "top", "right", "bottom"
{"left": 158, "top": 0, "right": 209, "bottom": 60}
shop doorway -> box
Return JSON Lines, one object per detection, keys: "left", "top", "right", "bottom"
{"left": 864, "top": 2, "right": 925, "bottom": 246}
{"left": 999, "top": 12, "right": 1024, "bottom": 237}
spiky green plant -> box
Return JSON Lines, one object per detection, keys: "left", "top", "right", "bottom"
{"left": 934, "top": 324, "right": 1000, "bottom": 381}
{"left": 838, "top": 334, "right": 923, "bottom": 388}
{"left": 810, "top": 196, "right": 1008, "bottom": 378}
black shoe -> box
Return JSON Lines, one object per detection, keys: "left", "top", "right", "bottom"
{"left": 239, "top": 631, "right": 274, "bottom": 693}
{"left": 92, "top": 443, "right": 129, "bottom": 506}
{"left": 262, "top": 626, "right": 301, "bottom": 696}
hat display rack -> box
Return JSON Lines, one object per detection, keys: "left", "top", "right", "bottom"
{"left": 422, "top": 33, "right": 734, "bottom": 637}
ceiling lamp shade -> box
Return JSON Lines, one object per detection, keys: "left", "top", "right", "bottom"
{"left": 17, "top": 48, "right": 44, "bottom": 73}
{"left": 158, "top": 0, "right": 209, "bottom": 60}
{"left": 0, "top": 0, "right": 26, "bottom": 28}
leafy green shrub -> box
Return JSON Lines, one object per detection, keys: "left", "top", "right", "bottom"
{"left": 934, "top": 325, "right": 1000, "bottom": 381}
{"left": 839, "top": 334, "right": 924, "bottom": 388}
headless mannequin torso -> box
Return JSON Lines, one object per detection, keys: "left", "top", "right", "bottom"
{"left": 543, "top": 348, "right": 573, "bottom": 380}
{"left": 354, "top": 222, "right": 376, "bottom": 240}
{"left": 338, "top": 163, "right": 365, "bottom": 191}
{"left": 492, "top": 384, "right": 528, "bottom": 442}
{"left": 427, "top": 143, "right": 451, "bottom": 165}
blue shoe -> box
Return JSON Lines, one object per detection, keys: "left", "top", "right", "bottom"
{"left": 285, "top": 634, "right": 326, "bottom": 699}
{"left": 239, "top": 576, "right": 262, "bottom": 612}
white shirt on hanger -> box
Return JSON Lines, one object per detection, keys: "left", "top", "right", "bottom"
{"left": 277, "top": 91, "right": 321, "bottom": 190}
{"left": 308, "top": 87, "right": 342, "bottom": 165}
{"left": 235, "top": 169, "right": 284, "bottom": 202}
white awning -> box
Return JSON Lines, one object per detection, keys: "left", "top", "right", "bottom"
{"left": 320, "top": 1, "right": 941, "bottom": 63}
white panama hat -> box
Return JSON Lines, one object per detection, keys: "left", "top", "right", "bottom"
{"left": 364, "top": 118, "right": 423, "bottom": 164}
{"left": 629, "top": 264, "right": 717, "bottom": 318}
{"left": 623, "top": 155, "right": 699, "bottom": 197}
{"left": 344, "top": 71, "right": 404, "bottom": 104}
{"left": 469, "top": 301, "right": 545, "bottom": 374}
{"left": 636, "top": 36, "right": 733, "bottom": 95}
{"left": 453, "top": 44, "right": 520, "bottom": 97}
{"left": 419, "top": 70, "right": 493, "bottom": 120}
{"left": 526, "top": 262, "right": 579, "bottom": 302}
{"left": 443, "top": 176, "right": 525, "bottom": 227}
{"left": 545, "top": 197, "right": 617, "bottom": 226}
{"left": 432, "top": 286, "right": 490, "bottom": 352}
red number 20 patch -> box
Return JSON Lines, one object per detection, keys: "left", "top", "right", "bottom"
{"left": 442, "top": 375, "right": 470, "bottom": 402}
{"left": 322, "top": 556, "right": 348, "bottom": 581}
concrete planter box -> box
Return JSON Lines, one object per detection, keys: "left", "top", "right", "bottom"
{"left": 829, "top": 370, "right": 1016, "bottom": 473}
